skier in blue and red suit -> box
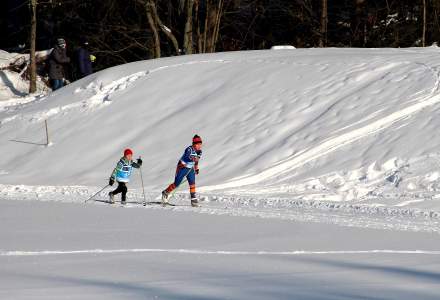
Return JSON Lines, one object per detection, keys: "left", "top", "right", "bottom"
{"left": 162, "top": 135, "right": 203, "bottom": 207}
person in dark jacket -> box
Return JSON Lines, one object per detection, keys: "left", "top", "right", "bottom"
{"left": 77, "top": 39, "right": 94, "bottom": 78}
{"left": 48, "top": 38, "right": 70, "bottom": 91}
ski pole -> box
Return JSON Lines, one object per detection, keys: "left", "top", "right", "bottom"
{"left": 85, "top": 184, "right": 110, "bottom": 203}
{"left": 138, "top": 156, "right": 147, "bottom": 205}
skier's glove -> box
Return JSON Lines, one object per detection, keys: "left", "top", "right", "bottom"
{"left": 109, "top": 178, "right": 114, "bottom": 186}
{"left": 195, "top": 168, "right": 199, "bottom": 175}
{"left": 196, "top": 150, "right": 202, "bottom": 156}
{"left": 137, "top": 158, "right": 143, "bottom": 166}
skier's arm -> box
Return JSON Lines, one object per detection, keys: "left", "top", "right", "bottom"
{"left": 110, "top": 167, "right": 117, "bottom": 180}
{"left": 109, "top": 167, "right": 117, "bottom": 186}
{"left": 132, "top": 158, "right": 143, "bottom": 169}
{"left": 195, "top": 150, "right": 202, "bottom": 174}
{"left": 110, "top": 161, "right": 122, "bottom": 180}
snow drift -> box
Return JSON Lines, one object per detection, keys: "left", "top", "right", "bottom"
{"left": 0, "top": 50, "right": 50, "bottom": 102}
{"left": 2, "top": 47, "right": 440, "bottom": 211}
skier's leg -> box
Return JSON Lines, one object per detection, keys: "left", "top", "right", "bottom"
{"left": 120, "top": 183, "right": 128, "bottom": 204}
{"left": 109, "top": 182, "right": 124, "bottom": 203}
{"left": 112, "top": 182, "right": 123, "bottom": 195}
{"left": 165, "top": 166, "right": 187, "bottom": 193}
{"left": 162, "top": 165, "right": 188, "bottom": 202}
{"left": 187, "top": 169, "right": 199, "bottom": 207}
{"left": 187, "top": 169, "right": 196, "bottom": 198}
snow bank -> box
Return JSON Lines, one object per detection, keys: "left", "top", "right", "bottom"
{"left": 271, "top": 45, "right": 296, "bottom": 50}
{"left": 0, "top": 50, "right": 50, "bottom": 101}
{"left": 1, "top": 48, "right": 440, "bottom": 212}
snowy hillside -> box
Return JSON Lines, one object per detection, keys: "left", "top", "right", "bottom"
{"left": 1, "top": 48, "right": 440, "bottom": 300}
{"left": 2, "top": 47, "right": 440, "bottom": 213}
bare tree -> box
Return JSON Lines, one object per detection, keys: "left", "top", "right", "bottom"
{"left": 184, "top": 0, "right": 195, "bottom": 54}
{"left": 319, "top": 0, "right": 327, "bottom": 47}
{"left": 352, "top": 0, "right": 367, "bottom": 46}
{"left": 204, "top": 0, "right": 225, "bottom": 53}
{"left": 29, "top": 0, "right": 37, "bottom": 93}
{"left": 145, "top": 0, "right": 161, "bottom": 58}
{"left": 422, "top": 0, "right": 427, "bottom": 46}
{"left": 195, "top": 0, "right": 203, "bottom": 52}
{"left": 137, "top": 0, "right": 181, "bottom": 57}
{"left": 150, "top": 0, "right": 180, "bottom": 55}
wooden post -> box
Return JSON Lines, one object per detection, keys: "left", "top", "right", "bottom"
{"left": 45, "top": 120, "right": 50, "bottom": 146}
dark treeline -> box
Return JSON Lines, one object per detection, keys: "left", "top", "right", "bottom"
{"left": 1, "top": 0, "right": 440, "bottom": 72}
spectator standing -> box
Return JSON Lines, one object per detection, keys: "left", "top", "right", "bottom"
{"left": 77, "top": 39, "right": 95, "bottom": 79}
{"left": 48, "top": 38, "right": 70, "bottom": 90}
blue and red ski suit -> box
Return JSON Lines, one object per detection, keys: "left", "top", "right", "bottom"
{"left": 165, "top": 145, "right": 202, "bottom": 198}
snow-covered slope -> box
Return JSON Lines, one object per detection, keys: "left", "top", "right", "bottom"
{"left": 2, "top": 47, "right": 440, "bottom": 211}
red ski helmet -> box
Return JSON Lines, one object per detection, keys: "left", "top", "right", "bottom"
{"left": 124, "top": 148, "right": 133, "bottom": 156}
{"left": 192, "top": 135, "right": 202, "bottom": 145}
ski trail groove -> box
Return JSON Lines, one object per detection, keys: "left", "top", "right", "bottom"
{"left": 204, "top": 64, "right": 440, "bottom": 191}
{"left": 0, "top": 60, "right": 230, "bottom": 125}
{"left": 2, "top": 249, "right": 440, "bottom": 257}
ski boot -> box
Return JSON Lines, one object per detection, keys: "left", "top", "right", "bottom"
{"left": 161, "top": 190, "right": 170, "bottom": 206}
{"left": 108, "top": 192, "right": 115, "bottom": 204}
{"left": 191, "top": 197, "right": 200, "bottom": 207}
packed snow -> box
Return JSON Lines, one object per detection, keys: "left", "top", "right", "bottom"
{"left": 1, "top": 200, "right": 439, "bottom": 300}
{"left": 1, "top": 47, "right": 440, "bottom": 299}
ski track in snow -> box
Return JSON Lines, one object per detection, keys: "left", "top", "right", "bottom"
{"left": 205, "top": 62, "right": 440, "bottom": 191}
{"left": 0, "top": 59, "right": 230, "bottom": 125}
{"left": 1, "top": 185, "right": 439, "bottom": 234}
{"left": 2, "top": 248, "right": 440, "bottom": 257}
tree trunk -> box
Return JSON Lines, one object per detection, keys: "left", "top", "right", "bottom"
{"left": 212, "top": 0, "right": 224, "bottom": 50}
{"left": 146, "top": 0, "right": 161, "bottom": 58}
{"left": 29, "top": 0, "right": 37, "bottom": 93}
{"left": 319, "top": 0, "right": 328, "bottom": 47}
{"left": 434, "top": 5, "right": 440, "bottom": 44}
{"left": 150, "top": 0, "right": 180, "bottom": 55}
{"left": 205, "top": 1, "right": 215, "bottom": 52}
{"left": 202, "top": 0, "right": 210, "bottom": 53}
{"left": 422, "top": 0, "right": 427, "bottom": 47}
{"left": 184, "top": 0, "right": 194, "bottom": 54}
{"left": 205, "top": 0, "right": 224, "bottom": 53}
{"left": 194, "top": 0, "right": 203, "bottom": 53}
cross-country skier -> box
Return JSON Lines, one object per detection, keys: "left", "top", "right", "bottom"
{"left": 109, "top": 149, "right": 143, "bottom": 204}
{"left": 162, "top": 135, "right": 203, "bottom": 207}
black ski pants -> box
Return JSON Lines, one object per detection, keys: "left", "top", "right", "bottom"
{"left": 111, "top": 182, "right": 127, "bottom": 202}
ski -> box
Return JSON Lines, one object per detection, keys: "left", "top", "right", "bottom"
{"left": 93, "top": 199, "right": 145, "bottom": 205}
{"left": 90, "top": 199, "right": 198, "bottom": 207}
